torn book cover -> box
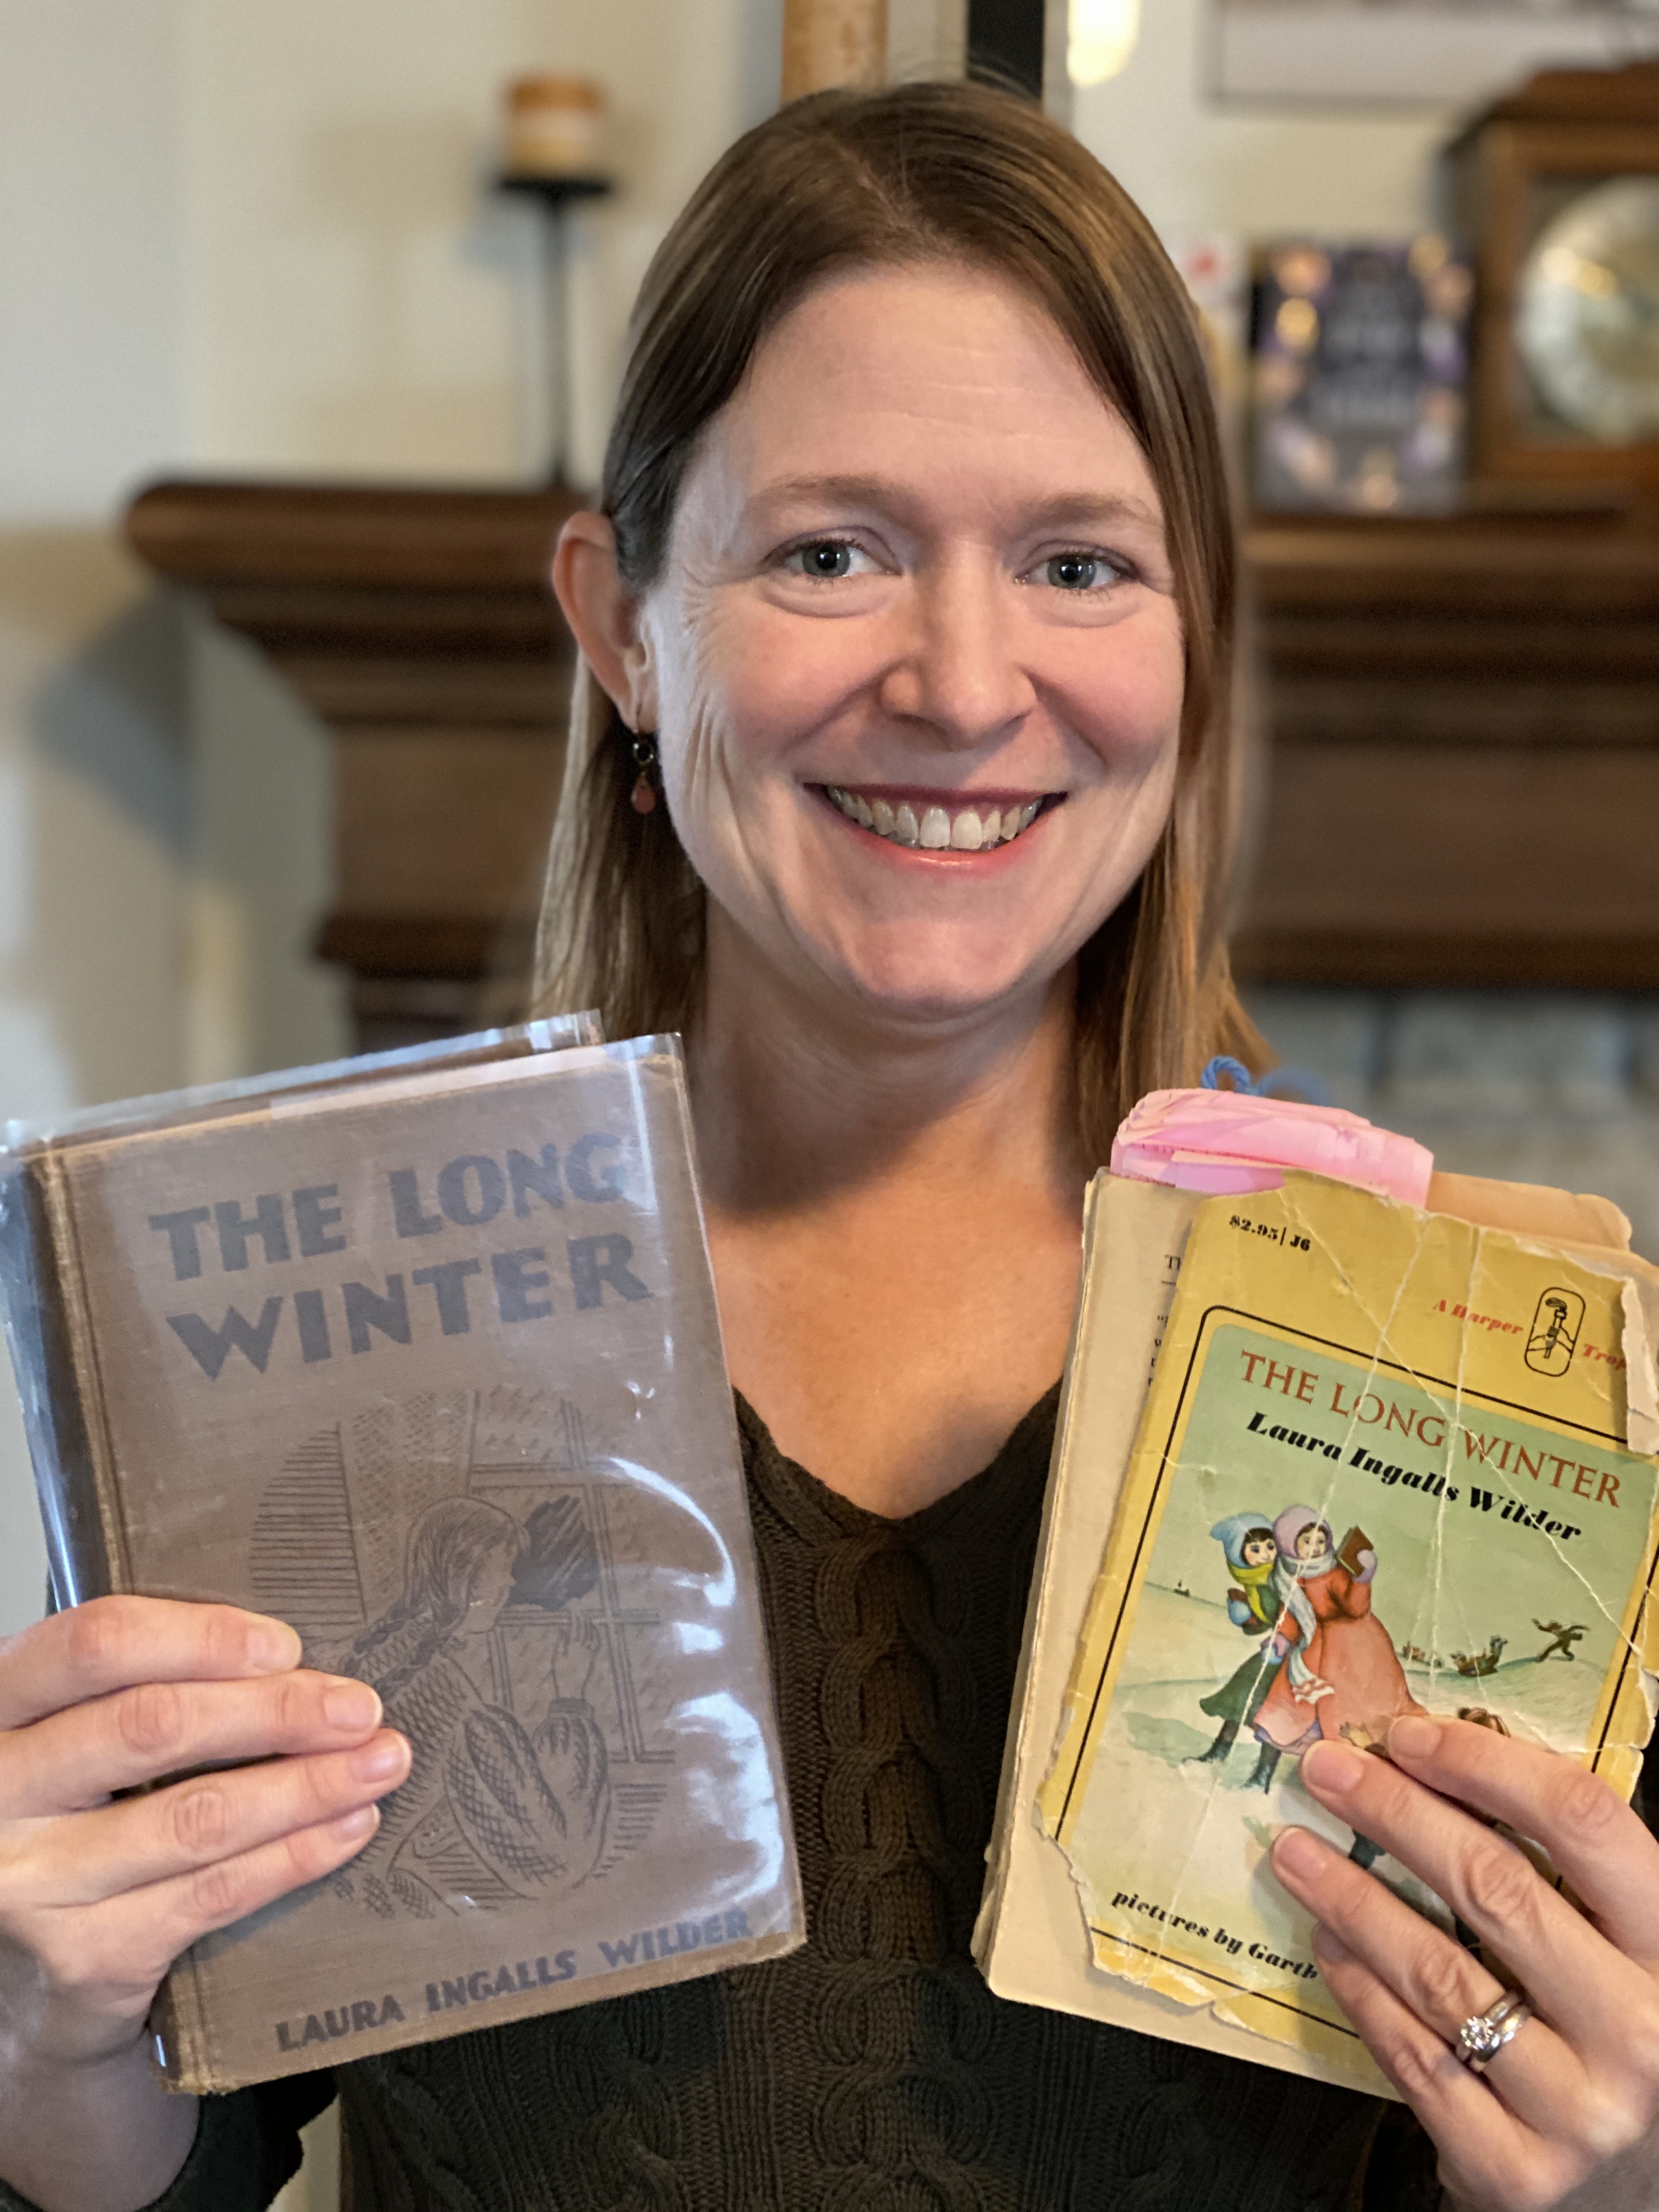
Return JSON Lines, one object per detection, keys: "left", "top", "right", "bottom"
{"left": 1034, "top": 1168, "right": 1658, "bottom": 2095}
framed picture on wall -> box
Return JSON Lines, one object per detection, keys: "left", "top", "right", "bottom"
{"left": 1211, "top": 2, "right": 1659, "bottom": 106}
{"left": 1250, "top": 237, "right": 1473, "bottom": 511}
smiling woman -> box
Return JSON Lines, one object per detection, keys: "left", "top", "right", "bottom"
{"left": 510, "top": 87, "right": 1436, "bottom": 2210}
{"left": 534, "top": 83, "right": 1254, "bottom": 1152}
{"left": 561, "top": 261, "right": 1186, "bottom": 1043}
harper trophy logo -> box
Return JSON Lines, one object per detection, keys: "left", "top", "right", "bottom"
{"left": 1525, "top": 1288, "right": 1584, "bottom": 1378}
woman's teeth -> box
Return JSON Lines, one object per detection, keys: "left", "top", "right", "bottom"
{"left": 823, "top": 787, "right": 1043, "bottom": 851}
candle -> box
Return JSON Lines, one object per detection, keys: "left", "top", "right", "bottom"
{"left": 504, "top": 75, "right": 605, "bottom": 180}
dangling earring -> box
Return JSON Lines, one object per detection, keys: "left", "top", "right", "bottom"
{"left": 629, "top": 731, "right": 658, "bottom": 816}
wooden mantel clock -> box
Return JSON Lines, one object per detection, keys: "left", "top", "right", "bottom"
{"left": 1449, "top": 64, "right": 1659, "bottom": 496}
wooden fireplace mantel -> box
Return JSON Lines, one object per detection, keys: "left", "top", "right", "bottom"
{"left": 127, "top": 479, "right": 579, "bottom": 1048}
{"left": 125, "top": 479, "right": 1659, "bottom": 1049}
{"left": 1237, "top": 506, "right": 1659, "bottom": 990}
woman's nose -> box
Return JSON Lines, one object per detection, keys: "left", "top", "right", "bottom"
{"left": 876, "top": 562, "right": 1035, "bottom": 751}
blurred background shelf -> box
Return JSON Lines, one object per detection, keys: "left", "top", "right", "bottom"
{"left": 1236, "top": 507, "right": 1659, "bottom": 992}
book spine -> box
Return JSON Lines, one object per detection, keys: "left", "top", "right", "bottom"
{"left": 0, "top": 1154, "right": 223, "bottom": 2089}
{"left": 150, "top": 1968, "right": 216, "bottom": 2094}
{"left": 973, "top": 1177, "right": 1104, "bottom": 1966}
{"left": 0, "top": 1154, "right": 123, "bottom": 1607}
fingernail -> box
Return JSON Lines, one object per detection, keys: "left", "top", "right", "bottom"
{"left": 249, "top": 1618, "right": 301, "bottom": 1671}
{"left": 350, "top": 1735, "right": 408, "bottom": 1784}
{"left": 324, "top": 1681, "right": 382, "bottom": 1732}
{"left": 330, "top": 1806, "right": 377, "bottom": 1843}
{"left": 1302, "top": 1740, "right": 1365, "bottom": 1795}
{"left": 1272, "top": 1826, "right": 1327, "bottom": 1881}
{"left": 1389, "top": 1716, "right": 1440, "bottom": 1759}
{"left": 1311, "top": 1923, "right": 1351, "bottom": 1966}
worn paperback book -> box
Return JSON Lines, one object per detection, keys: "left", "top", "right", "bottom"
{"left": 0, "top": 1021, "right": 804, "bottom": 2091}
{"left": 978, "top": 1153, "right": 1659, "bottom": 2097}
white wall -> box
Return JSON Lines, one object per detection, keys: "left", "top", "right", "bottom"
{"left": 0, "top": 0, "right": 189, "bottom": 1632}
{"left": 173, "top": 0, "right": 782, "bottom": 488}
{"left": 0, "top": 0, "right": 185, "bottom": 520}
{"left": 1073, "top": 0, "right": 1457, "bottom": 241}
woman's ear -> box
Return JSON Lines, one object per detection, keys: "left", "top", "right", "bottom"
{"left": 552, "top": 513, "right": 659, "bottom": 732}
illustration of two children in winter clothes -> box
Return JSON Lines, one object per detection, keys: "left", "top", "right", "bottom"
{"left": 1193, "top": 1504, "right": 1424, "bottom": 1869}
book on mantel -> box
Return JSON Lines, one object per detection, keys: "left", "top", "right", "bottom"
{"left": 0, "top": 1018, "right": 804, "bottom": 2092}
{"left": 975, "top": 1093, "right": 1659, "bottom": 2099}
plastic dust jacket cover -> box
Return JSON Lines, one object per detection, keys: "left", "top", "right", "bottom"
{"left": 0, "top": 1022, "right": 804, "bottom": 2091}
{"left": 1035, "top": 1171, "right": 1658, "bottom": 2097}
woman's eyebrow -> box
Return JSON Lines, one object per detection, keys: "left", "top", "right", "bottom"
{"left": 748, "top": 475, "right": 1165, "bottom": 533}
{"left": 1022, "top": 489, "right": 1166, "bottom": 534}
{"left": 746, "top": 472, "right": 916, "bottom": 518}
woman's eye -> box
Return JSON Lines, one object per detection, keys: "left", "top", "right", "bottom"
{"left": 1043, "top": 551, "right": 1119, "bottom": 591}
{"left": 783, "top": 540, "right": 868, "bottom": 580}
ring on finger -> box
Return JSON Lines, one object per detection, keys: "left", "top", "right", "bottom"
{"left": 1455, "top": 1988, "right": 1533, "bottom": 2075}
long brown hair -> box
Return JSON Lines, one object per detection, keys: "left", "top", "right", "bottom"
{"left": 531, "top": 80, "right": 1261, "bottom": 1160}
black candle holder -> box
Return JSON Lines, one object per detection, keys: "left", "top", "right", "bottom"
{"left": 496, "top": 172, "right": 616, "bottom": 487}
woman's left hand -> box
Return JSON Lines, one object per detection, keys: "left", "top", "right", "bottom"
{"left": 1269, "top": 1716, "right": 1659, "bottom": 2211}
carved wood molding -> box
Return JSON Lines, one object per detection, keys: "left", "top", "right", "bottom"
{"left": 126, "top": 479, "right": 576, "bottom": 595}
{"left": 124, "top": 482, "right": 1659, "bottom": 1042}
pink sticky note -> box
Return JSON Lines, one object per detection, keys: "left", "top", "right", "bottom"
{"left": 1110, "top": 1088, "right": 1433, "bottom": 1206}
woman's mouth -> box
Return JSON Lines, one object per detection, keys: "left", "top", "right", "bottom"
{"left": 820, "top": 785, "right": 1052, "bottom": 853}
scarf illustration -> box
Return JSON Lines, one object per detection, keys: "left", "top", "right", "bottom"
{"left": 1271, "top": 1506, "right": 1337, "bottom": 1705}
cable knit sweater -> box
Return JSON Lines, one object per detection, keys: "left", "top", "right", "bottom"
{"left": 0, "top": 1390, "right": 1447, "bottom": 2212}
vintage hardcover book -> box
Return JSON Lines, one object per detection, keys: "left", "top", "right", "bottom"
{"left": 0, "top": 1023, "right": 804, "bottom": 2092}
{"left": 977, "top": 1164, "right": 1659, "bottom": 2097}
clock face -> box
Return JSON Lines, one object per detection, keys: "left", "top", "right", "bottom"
{"left": 1515, "top": 177, "right": 1659, "bottom": 445}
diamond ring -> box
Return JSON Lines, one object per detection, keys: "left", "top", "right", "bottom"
{"left": 1456, "top": 1990, "right": 1532, "bottom": 2074}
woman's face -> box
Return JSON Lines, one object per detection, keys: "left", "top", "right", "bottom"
{"left": 630, "top": 262, "right": 1186, "bottom": 1029}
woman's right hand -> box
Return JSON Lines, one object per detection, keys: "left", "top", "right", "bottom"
{"left": 0, "top": 1594, "right": 411, "bottom": 2070}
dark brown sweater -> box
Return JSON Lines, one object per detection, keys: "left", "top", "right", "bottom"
{"left": 1, "top": 1392, "right": 1445, "bottom": 2212}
